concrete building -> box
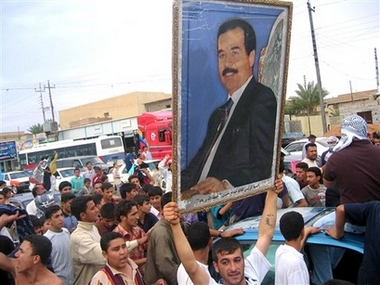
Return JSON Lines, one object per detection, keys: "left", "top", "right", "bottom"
{"left": 285, "top": 89, "right": 380, "bottom": 136}
{"left": 58, "top": 91, "right": 172, "bottom": 130}
{"left": 57, "top": 91, "right": 172, "bottom": 151}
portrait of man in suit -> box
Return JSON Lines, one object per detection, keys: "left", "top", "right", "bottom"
{"left": 181, "top": 18, "right": 276, "bottom": 199}
{"left": 175, "top": 0, "right": 291, "bottom": 211}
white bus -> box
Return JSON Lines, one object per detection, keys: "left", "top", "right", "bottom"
{"left": 19, "top": 135, "right": 125, "bottom": 169}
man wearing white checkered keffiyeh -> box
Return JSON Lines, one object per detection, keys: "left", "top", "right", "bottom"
{"left": 333, "top": 115, "right": 368, "bottom": 152}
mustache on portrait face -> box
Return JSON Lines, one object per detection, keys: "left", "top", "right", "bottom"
{"left": 222, "top": 68, "right": 238, "bottom": 76}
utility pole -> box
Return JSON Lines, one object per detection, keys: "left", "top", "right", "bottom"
{"left": 307, "top": 0, "right": 327, "bottom": 134}
{"left": 375, "top": 48, "right": 379, "bottom": 93}
{"left": 349, "top": 80, "right": 354, "bottom": 103}
{"left": 44, "top": 80, "right": 56, "bottom": 122}
{"left": 35, "top": 83, "right": 46, "bottom": 122}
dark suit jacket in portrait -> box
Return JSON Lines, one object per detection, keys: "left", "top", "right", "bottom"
{"left": 181, "top": 76, "right": 277, "bottom": 193}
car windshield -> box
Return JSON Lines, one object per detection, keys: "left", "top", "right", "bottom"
{"left": 59, "top": 169, "right": 75, "bottom": 178}
{"left": 9, "top": 172, "right": 30, "bottom": 179}
{"left": 282, "top": 132, "right": 303, "bottom": 138}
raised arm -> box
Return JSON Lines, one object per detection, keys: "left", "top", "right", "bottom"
{"left": 255, "top": 176, "right": 283, "bottom": 255}
{"left": 164, "top": 202, "right": 210, "bottom": 285}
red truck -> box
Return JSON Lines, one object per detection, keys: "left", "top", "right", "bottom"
{"left": 137, "top": 110, "right": 172, "bottom": 160}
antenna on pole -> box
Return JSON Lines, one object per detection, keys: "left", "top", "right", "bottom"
{"left": 307, "top": 0, "right": 327, "bottom": 134}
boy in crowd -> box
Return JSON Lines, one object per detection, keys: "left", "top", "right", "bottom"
{"left": 113, "top": 200, "right": 149, "bottom": 276}
{"left": 133, "top": 194, "right": 159, "bottom": 233}
{"left": 275, "top": 211, "right": 320, "bottom": 284}
{"left": 101, "top": 182, "right": 116, "bottom": 205}
{"left": 148, "top": 186, "right": 163, "bottom": 219}
{"left": 61, "top": 192, "right": 78, "bottom": 233}
{"left": 89, "top": 232, "right": 165, "bottom": 285}
{"left": 70, "top": 168, "right": 84, "bottom": 196}
{"left": 77, "top": 178, "right": 92, "bottom": 196}
{"left": 44, "top": 205, "right": 74, "bottom": 285}
{"left": 120, "top": 183, "right": 139, "bottom": 201}
{"left": 58, "top": 181, "right": 72, "bottom": 194}
{"left": 95, "top": 202, "right": 117, "bottom": 236}
{"left": 92, "top": 181, "right": 103, "bottom": 195}
{"left": 301, "top": 167, "right": 326, "bottom": 207}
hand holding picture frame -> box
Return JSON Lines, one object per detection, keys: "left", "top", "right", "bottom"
{"left": 172, "top": 0, "right": 293, "bottom": 213}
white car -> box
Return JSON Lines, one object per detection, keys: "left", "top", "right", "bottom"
{"left": 29, "top": 167, "right": 76, "bottom": 191}
{"left": 2, "top": 171, "right": 31, "bottom": 194}
{"left": 107, "top": 160, "right": 160, "bottom": 184}
{"left": 284, "top": 137, "right": 329, "bottom": 158}
{"left": 283, "top": 137, "right": 330, "bottom": 174}
{"left": 55, "top": 167, "right": 77, "bottom": 187}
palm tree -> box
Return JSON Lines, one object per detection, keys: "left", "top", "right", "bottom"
{"left": 288, "top": 81, "right": 329, "bottom": 134}
{"left": 27, "top": 123, "right": 44, "bottom": 134}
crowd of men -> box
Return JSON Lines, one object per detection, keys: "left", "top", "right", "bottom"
{"left": 0, "top": 114, "right": 379, "bottom": 285}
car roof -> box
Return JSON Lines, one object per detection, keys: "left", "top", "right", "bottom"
{"left": 224, "top": 207, "right": 364, "bottom": 254}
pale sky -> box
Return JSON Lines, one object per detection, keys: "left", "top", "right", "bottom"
{"left": 1, "top": 0, "right": 379, "bottom": 133}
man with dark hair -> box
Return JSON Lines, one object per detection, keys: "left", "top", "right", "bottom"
{"left": 61, "top": 192, "right": 77, "bottom": 233}
{"left": 177, "top": 222, "right": 212, "bottom": 284}
{"left": 275, "top": 211, "right": 320, "bottom": 284}
{"left": 26, "top": 184, "right": 46, "bottom": 216}
{"left": 70, "top": 196, "right": 139, "bottom": 285}
{"left": 373, "top": 131, "right": 380, "bottom": 146}
{"left": 0, "top": 180, "right": 6, "bottom": 189}
{"left": 301, "top": 167, "right": 326, "bottom": 207}
{"left": 90, "top": 232, "right": 165, "bottom": 285}
{"left": 301, "top": 142, "right": 319, "bottom": 168}
{"left": 0, "top": 234, "right": 63, "bottom": 285}
{"left": 148, "top": 186, "right": 164, "bottom": 219}
{"left": 144, "top": 192, "right": 181, "bottom": 284}
{"left": 181, "top": 18, "right": 277, "bottom": 200}
{"left": 302, "top": 134, "right": 317, "bottom": 159}
{"left": 101, "top": 182, "right": 116, "bottom": 205}
{"left": 93, "top": 181, "right": 103, "bottom": 195}
{"left": 120, "top": 182, "right": 139, "bottom": 201}
{"left": 145, "top": 192, "right": 243, "bottom": 284}
{"left": 92, "top": 166, "right": 103, "bottom": 186}
{"left": 294, "top": 162, "right": 309, "bottom": 189}
{"left": 114, "top": 200, "right": 148, "bottom": 275}
{"left": 58, "top": 181, "right": 72, "bottom": 194}
{"left": 128, "top": 174, "right": 142, "bottom": 189}
{"left": 44, "top": 205, "right": 74, "bottom": 285}
{"left": 95, "top": 202, "right": 117, "bottom": 236}
{"left": 133, "top": 194, "right": 158, "bottom": 232}
{"left": 70, "top": 195, "right": 105, "bottom": 285}
{"left": 164, "top": 187, "right": 281, "bottom": 285}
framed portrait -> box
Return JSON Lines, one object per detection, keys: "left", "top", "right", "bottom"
{"left": 172, "top": 0, "right": 293, "bottom": 212}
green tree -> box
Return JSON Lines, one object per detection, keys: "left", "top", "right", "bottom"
{"left": 288, "top": 81, "right": 329, "bottom": 135}
{"left": 27, "top": 123, "right": 44, "bottom": 134}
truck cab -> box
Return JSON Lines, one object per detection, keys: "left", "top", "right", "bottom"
{"left": 137, "top": 110, "right": 172, "bottom": 160}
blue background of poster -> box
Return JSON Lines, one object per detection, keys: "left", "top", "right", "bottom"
{"left": 180, "top": 1, "right": 283, "bottom": 168}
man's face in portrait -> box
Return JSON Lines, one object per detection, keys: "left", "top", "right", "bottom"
{"left": 218, "top": 27, "right": 254, "bottom": 95}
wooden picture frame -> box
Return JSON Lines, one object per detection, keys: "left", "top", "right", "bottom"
{"left": 172, "top": 0, "right": 293, "bottom": 212}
